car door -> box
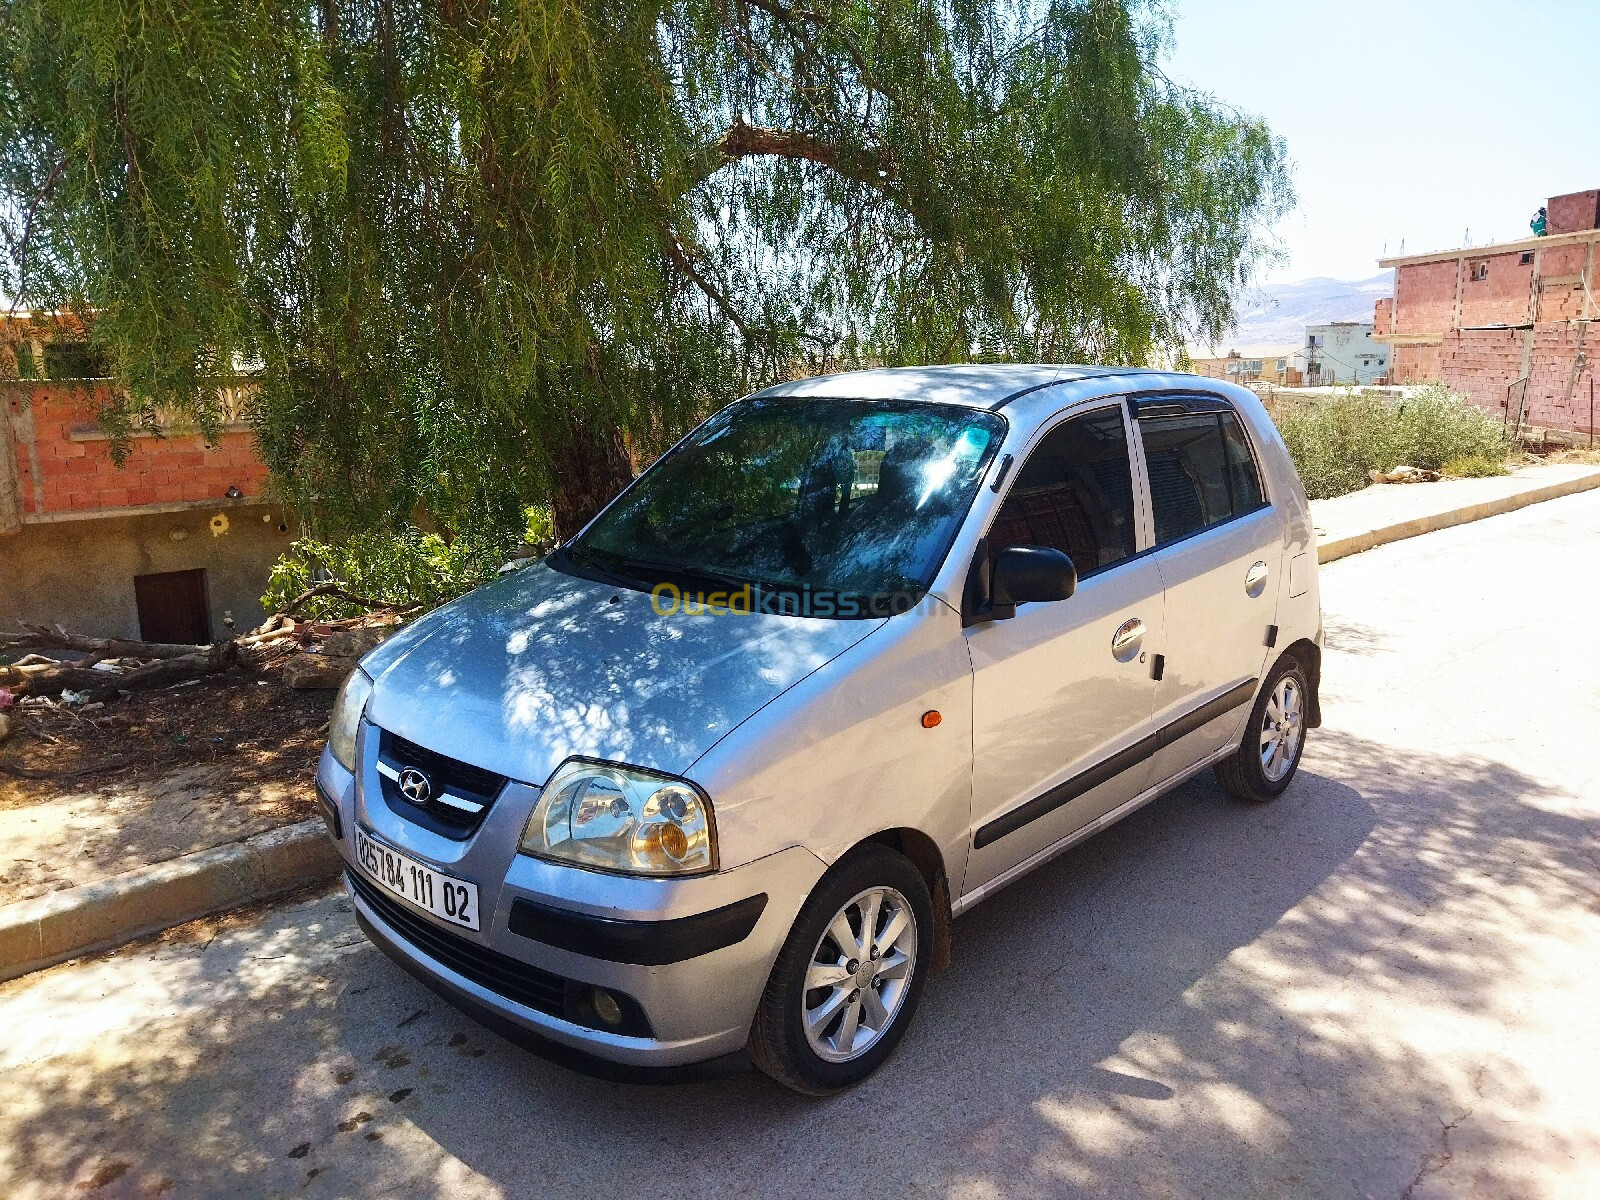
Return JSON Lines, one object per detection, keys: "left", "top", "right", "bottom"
{"left": 963, "top": 403, "right": 1165, "bottom": 895}
{"left": 1132, "top": 394, "right": 1284, "bottom": 787}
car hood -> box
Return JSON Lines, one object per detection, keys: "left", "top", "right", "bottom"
{"left": 361, "top": 562, "right": 883, "bottom": 785}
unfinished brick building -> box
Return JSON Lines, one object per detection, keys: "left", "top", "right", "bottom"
{"left": 1, "top": 318, "right": 294, "bottom": 639}
{"left": 1375, "top": 188, "right": 1599, "bottom": 439}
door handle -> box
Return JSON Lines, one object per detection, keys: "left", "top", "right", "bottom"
{"left": 1245, "top": 560, "right": 1270, "bottom": 596}
{"left": 1111, "top": 617, "right": 1145, "bottom": 662}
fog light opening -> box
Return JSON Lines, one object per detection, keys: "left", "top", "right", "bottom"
{"left": 591, "top": 988, "right": 624, "bottom": 1028}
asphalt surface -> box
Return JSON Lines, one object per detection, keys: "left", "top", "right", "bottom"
{"left": 4, "top": 489, "right": 1599, "bottom": 1199}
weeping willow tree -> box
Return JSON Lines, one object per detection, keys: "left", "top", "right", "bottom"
{"left": 0, "top": 0, "right": 1290, "bottom": 545}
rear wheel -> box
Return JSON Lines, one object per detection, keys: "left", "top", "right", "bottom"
{"left": 748, "top": 845, "right": 932, "bottom": 1095}
{"left": 1215, "top": 658, "right": 1309, "bottom": 802}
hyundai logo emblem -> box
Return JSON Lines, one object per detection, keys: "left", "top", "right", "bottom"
{"left": 397, "top": 767, "right": 433, "bottom": 805}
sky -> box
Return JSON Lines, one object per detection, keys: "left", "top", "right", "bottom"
{"left": 1163, "top": 0, "right": 1600, "bottom": 285}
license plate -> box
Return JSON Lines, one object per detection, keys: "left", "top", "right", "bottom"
{"left": 354, "top": 828, "right": 481, "bottom": 932}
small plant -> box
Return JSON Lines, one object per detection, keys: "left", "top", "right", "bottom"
{"left": 1441, "top": 454, "right": 1510, "bottom": 478}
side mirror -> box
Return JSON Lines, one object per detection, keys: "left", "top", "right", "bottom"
{"left": 989, "top": 546, "right": 1077, "bottom": 617}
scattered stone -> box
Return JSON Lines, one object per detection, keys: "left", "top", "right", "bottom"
{"left": 281, "top": 653, "right": 357, "bottom": 690}
{"left": 321, "top": 626, "right": 391, "bottom": 659}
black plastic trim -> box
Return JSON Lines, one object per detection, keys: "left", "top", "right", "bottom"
{"left": 345, "top": 870, "right": 653, "bottom": 1038}
{"left": 1132, "top": 391, "right": 1234, "bottom": 415}
{"left": 973, "top": 677, "right": 1259, "bottom": 849}
{"left": 988, "top": 453, "right": 1014, "bottom": 492}
{"left": 354, "top": 907, "right": 751, "bottom": 1085}
{"left": 508, "top": 894, "right": 768, "bottom": 966}
{"left": 1265, "top": 624, "right": 1279, "bottom": 648}
{"left": 315, "top": 780, "right": 343, "bottom": 841}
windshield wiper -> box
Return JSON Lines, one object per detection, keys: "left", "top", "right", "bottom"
{"left": 669, "top": 561, "right": 765, "bottom": 593}
{"left": 561, "top": 544, "right": 646, "bottom": 589}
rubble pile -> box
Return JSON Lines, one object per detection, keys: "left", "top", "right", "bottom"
{"left": 0, "top": 585, "right": 410, "bottom": 707}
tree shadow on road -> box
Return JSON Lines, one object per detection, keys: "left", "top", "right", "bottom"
{"left": 1, "top": 729, "right": 1596, "bottom": 1199}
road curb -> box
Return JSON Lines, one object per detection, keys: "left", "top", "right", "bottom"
{"left": 0, "top": 819, "right": 341, "bottom": 983}
{"left": 1317, "top": 469, "right": 1600, "bottom": 564}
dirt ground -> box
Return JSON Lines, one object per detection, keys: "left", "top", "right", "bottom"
{"left": 0, "top": 671, "right": 332, "bottom": 905}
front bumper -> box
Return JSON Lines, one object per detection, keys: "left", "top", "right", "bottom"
{"left": 321, "top": 748, "right": 828, "bottom": 1070}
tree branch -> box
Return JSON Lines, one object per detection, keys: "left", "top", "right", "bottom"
{"left": 665, "top": 231, "right": 761, "bottom": 341}
{"left": 682, "top": 118, "right": 894, "bottom": 197}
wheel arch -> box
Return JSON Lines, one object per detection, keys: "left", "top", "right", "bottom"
{"left": 857, "top": 827, "right": 954, "bottom": 971}
{"left": 1276, "top": 638, "right": 1322, "bottom": 728}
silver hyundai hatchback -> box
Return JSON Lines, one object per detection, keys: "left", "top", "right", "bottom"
{"left": 316, "top": 365, "right": 1322, "bottom": 1094}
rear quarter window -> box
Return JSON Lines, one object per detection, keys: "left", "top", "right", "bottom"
{"left": 1138, "top": 406, "right": 1268, "bottom": 547}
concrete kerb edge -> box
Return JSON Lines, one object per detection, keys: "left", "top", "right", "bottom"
{"left": 1317, "top": 470, "right": 1600, "bottom": 564}
{"left": 0, "top": 818, "right": 341, "bottom": 983}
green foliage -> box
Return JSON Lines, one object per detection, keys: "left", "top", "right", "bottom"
{"left": 1, "top": 0, "right": 1292, "bottom": 547}
{"left": 1441, "top": 453, "right": 1510, "bottom": 479}
{"left": 262, "top": 526, "right": 522, "bottom": 620}
{"left": 1268, "top": 385, "right": 1511, "bottom": 500}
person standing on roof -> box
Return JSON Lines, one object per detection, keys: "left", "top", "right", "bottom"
{"left": 1531, "top": 206, "right": 1548, "bottom": 237}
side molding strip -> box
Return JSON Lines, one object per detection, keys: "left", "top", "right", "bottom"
{"left": 973, "top": 678, "right": 1259, "bottom": 849}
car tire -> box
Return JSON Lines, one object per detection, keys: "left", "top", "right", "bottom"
{"left": 1215, "top": 657, "right": 1310, "bottom": 803}
{"left": 748, "top": 844, "right": 934, "bottom": 1095}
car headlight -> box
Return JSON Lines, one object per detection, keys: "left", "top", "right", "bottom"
{"left": 328, "top": 669, "right": 374, "bottom": 772}
{"left": 520, "top": 759, "right": 717, "bottom": 876}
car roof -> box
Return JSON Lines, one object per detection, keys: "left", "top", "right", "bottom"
{"left": 748, "top": 364, "right": 1170, "bottom": 410}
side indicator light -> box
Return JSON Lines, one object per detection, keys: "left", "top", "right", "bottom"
{"left": 921, "top": 710, "right": 942, "bottom": 729}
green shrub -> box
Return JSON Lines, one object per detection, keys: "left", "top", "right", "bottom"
{"left": 1267, "top": 385, "right": 1510, "bottom": 500}
{"left": 262, "top": 524, "right": 523, "bottom": 620}
{"left": 1441, "top": 453, "right": 1510, "bottom": 478}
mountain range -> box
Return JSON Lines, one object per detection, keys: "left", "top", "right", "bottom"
{"left": 1196, "top": 271, "right": 1394, "bottom": 353}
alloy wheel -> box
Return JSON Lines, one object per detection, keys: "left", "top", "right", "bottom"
{"left": 801, "top": 886, "right": 918, "bottom": 1063}
{"left": 1259, "top": 675, "right": 1304, "bottom": 782}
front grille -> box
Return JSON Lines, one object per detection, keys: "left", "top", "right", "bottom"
{"left": 347, "top": 869, "right": 567, "bottom": 1017}
{"left": 375, "top": 728, "right": 508, "bottom": 839}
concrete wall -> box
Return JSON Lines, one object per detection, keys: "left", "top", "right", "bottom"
{"left": 1303, "top": 323, "right": 1388, "bottom": 385}
{"left": 0, "top": 503, "right": 295, "bottom": 639}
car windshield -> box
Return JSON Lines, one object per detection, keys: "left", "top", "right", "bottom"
{"left": 557, "top": 396, "right": 1006, "bottom": 617}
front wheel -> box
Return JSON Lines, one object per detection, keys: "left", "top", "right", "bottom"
{"left": 1215, "top": 659, "right": 1310, "bottom": 802}
{"left": 748, "top": 845, "right": 933, "bottom": 1095}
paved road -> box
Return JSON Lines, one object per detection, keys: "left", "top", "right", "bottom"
{"left": 5, "top": 490, "right": 1600, "bottom": 1200}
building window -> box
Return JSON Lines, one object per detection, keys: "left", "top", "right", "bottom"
{"left": 1469, "top": 261, "right": 1488, "bottom": 281}
{"left": 1520, "top": 252, "right": 1535, "bottom": 266}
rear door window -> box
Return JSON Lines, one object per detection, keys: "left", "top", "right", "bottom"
{"left": 988, "top": 407, "right": 1137, "bottom": 577}
{"left": 1138, "top": 406, "right": 1266, "bottom": 546}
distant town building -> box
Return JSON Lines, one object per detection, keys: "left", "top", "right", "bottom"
{"left": 1, "top": 316, "right": 292, "bottom": 639}
{"left": 1375, "top": 187, "right": 1599, "bottom": 437}
{"left": 1188, "top": 345, "right": 1303, "bottom": 386}
{"left": 1300, "top": 322, "right": 1389, "bottom": 386}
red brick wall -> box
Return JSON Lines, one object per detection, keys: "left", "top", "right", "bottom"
{"left": 8, "top": 384, "right": 269, "bottom": 518}
{"left": 1548, "top": 190, "right": 1600, "bottom": 235}
{"left": 1373, "top": 297, "right": 1394, "bottom": 338}
{"left": 1392, "top": 343, "right": 1444, "bottom": 384}
{"left": 1458, "top": 251, "right": 1535, "bottom": 326}
{"left": 1393, "top": 260, "right": 1459, "bottom": 335}
{"left": 1396, "top": 327, "right": 1596, "bottom": 435}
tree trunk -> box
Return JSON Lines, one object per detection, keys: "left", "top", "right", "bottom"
{"left": 548, "top": 415, "right": 634, "bottom": 540}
